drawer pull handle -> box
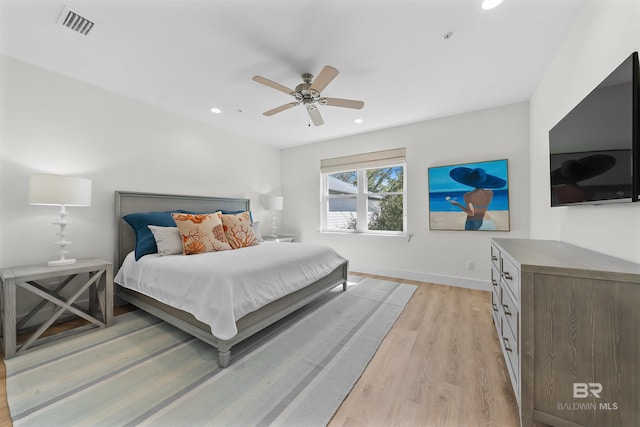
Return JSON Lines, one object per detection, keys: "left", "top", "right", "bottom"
{"left": 492, "top": 303, "right": 498, "bottom": 312}
{"left": 502, "top": 337, "right": 513, "bottom": 352}
{"left": 492, "top": 279, "right": 498, "bottom": 287}
{"left": 502, "top": 304, "right": 512, "bottom": 316}
{"left": 491, "top": 255, "right": 498, "bottom": 261}
{"left": 503, "top": 272, "right": 513, "bottom": 280}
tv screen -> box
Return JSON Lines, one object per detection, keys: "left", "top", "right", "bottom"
{"left": 549, "top": 52, "right": 639, "bottom": 206}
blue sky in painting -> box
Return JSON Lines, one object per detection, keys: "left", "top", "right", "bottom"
{"left": 428, "top": 159, "right": 509, "bottom": 193}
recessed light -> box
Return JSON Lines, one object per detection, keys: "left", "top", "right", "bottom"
{"left": 354, "top": 118, "right": 364, "bottom": 124}
{"left": 481, "top": 0, "right": 503, "bottom": 10}
{"left": 210, "top": 107, "right": 222, "bottom": 114}
{"left": 443, "top": 31, "right": 453, "bottom": 40}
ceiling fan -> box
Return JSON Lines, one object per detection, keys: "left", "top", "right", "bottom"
{"left": 252, "top": 65, "right": 364, "bottom": 126}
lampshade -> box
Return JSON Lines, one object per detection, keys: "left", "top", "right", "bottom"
{"left": 29, "top": 174, "right": 92, "bottom": 206}
{"left": 265, "top": 195, "right": 284, "bottom": 211}
{"left": 28, "top": 174, "right": 92, "bottom": 266}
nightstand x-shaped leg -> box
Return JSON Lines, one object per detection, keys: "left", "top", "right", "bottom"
{"left": 17, "top": 268, "right": 107, "bottom": 354}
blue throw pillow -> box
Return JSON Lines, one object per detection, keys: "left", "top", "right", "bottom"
{"left": 123, "top": 211, "right": 184, "bottom": 260}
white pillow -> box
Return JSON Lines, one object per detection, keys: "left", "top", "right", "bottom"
{"left": 251, "top": 221, "right": 264, "bottom": 242}
{"left": 148, "top": 225, "right": 183, "bottom": 256}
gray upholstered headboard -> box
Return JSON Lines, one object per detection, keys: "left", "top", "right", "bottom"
{"left": 114, "top": 191, "right": 250, "bottom": 270}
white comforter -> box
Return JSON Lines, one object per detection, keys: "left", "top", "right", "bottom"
{"left": 114, "top": 242, "right": 347, "bottom": 340}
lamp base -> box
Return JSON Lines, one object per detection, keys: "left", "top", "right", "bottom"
{"left": 48, "top": 258, "right": 76, "bottom": 267}
{"left": 271, "top": 210, "right": 278, "bottom": 237}
{"left": 49, "top": 205, "right": 76, "bottom": 267}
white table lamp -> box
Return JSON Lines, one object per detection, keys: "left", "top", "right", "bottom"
{"left": 265, "top": 195, "right": 283, "bottom": 237}
{"left": 29, "top": 174, "right": 92, "bottom": 266}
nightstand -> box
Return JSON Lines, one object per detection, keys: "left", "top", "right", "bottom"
{"left": 0, "top": 258, "right": 113, "bottom": 358}
{"left": 262, "top": 234, "right": 296, "bottom": 242}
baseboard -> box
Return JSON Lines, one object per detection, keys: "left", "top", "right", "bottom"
{"left": 348, "top": 264, "right": 490, "bottom": 291}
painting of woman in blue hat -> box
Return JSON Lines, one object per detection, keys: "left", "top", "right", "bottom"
{"left": 428, "top": 159, "right": 509, "bottom": 231}
{"left": 448, "top": 167, "right": 506, "bottom": 230}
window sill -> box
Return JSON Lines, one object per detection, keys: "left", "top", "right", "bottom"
{"left": 319, "top": 231, "right": 412, "bottom": 241}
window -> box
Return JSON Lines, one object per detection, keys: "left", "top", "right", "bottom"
{"left": 321, "top": 148, "right": 406, "bottom": 234}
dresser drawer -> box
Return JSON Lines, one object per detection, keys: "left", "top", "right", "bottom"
{"left": 501, "top": 282, "right": 518, "bottom": 344}
{"left": 490, "top": 244, "right": 500, "bottom": 270}
{"left": 491, "top": 264, "right": 500, "bottom": 295}
{"left": 491, "top": 293, "right": 502, "bottom": 337}
{"left": 491, "top": 287, "right": 501, "bottom": 329}
{"left": 500, "top": 254, "right": 520, "bottom": 303}
{"left": 501, "top": 315, "right": 519, "bottom": 388}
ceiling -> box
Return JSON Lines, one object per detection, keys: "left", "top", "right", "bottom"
{"left": 0, "top": 0, "right": 584, "bottom": 149}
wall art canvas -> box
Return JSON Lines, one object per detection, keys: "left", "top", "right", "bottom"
{"left": 428, "top": 159, "right": 510, "bottom": 231}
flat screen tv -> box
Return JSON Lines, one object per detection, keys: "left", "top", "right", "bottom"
{"left": 549, "top": 51, "right": 639, "bottom": 206}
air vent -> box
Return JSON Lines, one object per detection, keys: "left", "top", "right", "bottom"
{"left": 57, "top": 6, "right": 95, "bottom": 35}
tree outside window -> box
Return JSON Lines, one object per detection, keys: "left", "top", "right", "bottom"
{"left": 367, "top": 167, "right": 403, "bottom": 232}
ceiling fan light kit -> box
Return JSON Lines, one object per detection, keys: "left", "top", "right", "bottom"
{"left": 252, "top": 65, "right": 364, "bottom": 126}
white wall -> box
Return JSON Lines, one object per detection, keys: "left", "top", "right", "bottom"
{"left": 0, "top": 55, "right": 282, "bottom": 269}
{"left": 282, "top": 102, "right": 530, "bottom": 290}
{"left": 530, "top": 0, "right": 640, "bottom": 263}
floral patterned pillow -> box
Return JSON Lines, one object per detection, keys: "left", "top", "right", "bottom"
{"left": 221, "top": 212, "right": 258, "bottom": 249}
{"left": 171, "top": 212, "right": 232, "bottom": 255}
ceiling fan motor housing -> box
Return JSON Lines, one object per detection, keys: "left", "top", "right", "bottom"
{"left": 294, "top": 75, "right": 321, "bottom": 104}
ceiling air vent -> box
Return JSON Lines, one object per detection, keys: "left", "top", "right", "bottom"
{"left": 56, "top": 6, "right": 95, "bottom": 36}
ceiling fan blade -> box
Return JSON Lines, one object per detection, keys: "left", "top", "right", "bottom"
{"left": 307, "top": 106, "right": 324, "bottom": 126}
{"left": 263, "top": 102, "right": 299, "bottom": 116}
{"left": 322, "top": 97, "right": 365, "bottom": 109}
{"left": 309, "top": 66, "right": 339, "bottom": 94}
{"left": 252, "top": 75, "right": 295, "bottom": 96}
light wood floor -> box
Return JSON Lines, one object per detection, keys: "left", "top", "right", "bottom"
{"left": 328, "top": 274, "right": 519, "bottom": 427}
{"left": 0, "top": 275, "right": 519, "bottom": 427}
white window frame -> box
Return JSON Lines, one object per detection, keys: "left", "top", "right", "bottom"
{"left": 320, "top": 149, "right": 407, "bottom": 235}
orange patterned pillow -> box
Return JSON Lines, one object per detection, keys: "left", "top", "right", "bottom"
{"left": 171, "top": 212, "right": 232, "bottom": 255}
{"left": 221, "top": 212, "right": 258, "bottom": 249}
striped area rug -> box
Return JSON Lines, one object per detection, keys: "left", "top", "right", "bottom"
{"left": 5, "top": 278, "right": 416, "bottom": 427}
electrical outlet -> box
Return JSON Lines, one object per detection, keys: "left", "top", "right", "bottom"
{"left": 466, "top": 261, "right": 475, "bottom": 271}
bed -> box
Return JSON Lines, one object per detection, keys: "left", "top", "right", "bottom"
{"left": 113, "top": 191, "right": 348, "bottom": 367}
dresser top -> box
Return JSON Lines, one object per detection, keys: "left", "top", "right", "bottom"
{"left": 492, "top": 239, "right": 640, "bottom": 283}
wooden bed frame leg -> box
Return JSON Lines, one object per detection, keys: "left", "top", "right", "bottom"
{"left": 218, "top": 349, "right": 231, "bottom": 368}
{"left": 343, "top": 281, "right": 347, "bottom": 291}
